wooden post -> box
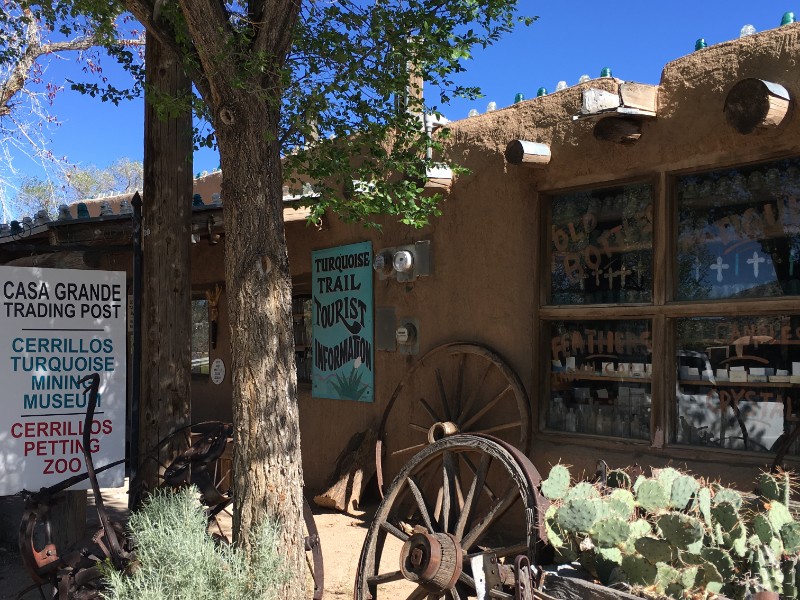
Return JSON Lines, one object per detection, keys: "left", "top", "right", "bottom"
{"left": 593, "top": 117, "right": 642, "bottom": 144}
{"left": 619, "top": 82, "right": 658, "bottom": 113}
{"left": 424, "top": 165, "right": 453, "bottom": 190}
{"left": 724, "top": 78, "right": 791, "bottom": 134}
{"left": 504, "top": 140, "right": 552, "bottom": 167}
{"left": 134, "top": 32, "right": 193, "bottom": 505}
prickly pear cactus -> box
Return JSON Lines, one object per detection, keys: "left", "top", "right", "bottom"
{"left": 540, "top": 464, "right": 571, "bottom": 501}
{"left": 539, "top": 464, "right": 800, "bottom": 599}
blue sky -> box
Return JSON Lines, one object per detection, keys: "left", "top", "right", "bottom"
{"left": 6, "top": 1, "right": 798, "bottom": 185}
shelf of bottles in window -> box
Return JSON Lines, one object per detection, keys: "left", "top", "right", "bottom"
{"left": 292, "top": 296, "right": 313, "bottom": 382}
{"left": 676, "top": 157, "right": 800, "bottom": 301}
{"left": 550, "top": 182, "right": 653, "bottom": 305}
{"left": 675, "top": 315, "right": 800, "bottom": 454}
{"left": 548, "top": 319, "right": 652, "bottom": 440}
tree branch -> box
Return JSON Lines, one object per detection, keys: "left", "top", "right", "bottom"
{"left": 0, "top": 6, "right": 144, "bottom": 118}
{"left": 175, "top": 0, "right": 239, "bottom": 111}
{"left": 123, "top": 0, "right": 212, "bottom": 102}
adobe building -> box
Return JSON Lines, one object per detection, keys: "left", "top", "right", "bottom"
{"left": 3, "top": 22, "right": 800, "bottom": 499}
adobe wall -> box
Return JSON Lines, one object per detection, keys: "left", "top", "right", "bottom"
{"left": 275, "top": 22, "right": 800, "bottom": 494}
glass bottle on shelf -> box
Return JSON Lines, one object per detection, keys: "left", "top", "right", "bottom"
{"left": 565, "top": 408, "right": 577, "bottom": 432}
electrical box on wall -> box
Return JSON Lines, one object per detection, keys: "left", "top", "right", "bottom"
{"left": 396, "top": 318, "right": 419, "bottom": 355}
{"left": 373, "top": 240, "right": 431, "bottom": 282}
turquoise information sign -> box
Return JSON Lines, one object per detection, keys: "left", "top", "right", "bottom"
{"left": 311, "top": 242, "right": 373, "bottom": 401}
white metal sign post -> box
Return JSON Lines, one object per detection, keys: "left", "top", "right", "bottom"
{"left": 0, "top": 266, "right": 127, "bottom": 495}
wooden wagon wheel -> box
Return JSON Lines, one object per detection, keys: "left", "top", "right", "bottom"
{"left": 376, "top": 342, "right": 530, "bottom": 495}
{"left": 355, "top": 434, "right": 547, "bottom": 599}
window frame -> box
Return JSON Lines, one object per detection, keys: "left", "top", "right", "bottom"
{"left": 535, "top": 158, "right": 800, "bottom": 464}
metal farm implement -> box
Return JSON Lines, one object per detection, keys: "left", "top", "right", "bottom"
{"left": 16, "top": 374, "right": 324, "bottom": 600}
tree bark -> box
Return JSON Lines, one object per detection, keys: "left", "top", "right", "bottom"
{"left": 216, "top": 96, "right": 306, "bottom": 598}
{"left": 135, "top": 32, "right": 193, "bottom": 503}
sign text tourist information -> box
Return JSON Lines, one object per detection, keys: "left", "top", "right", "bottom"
{"left": 0, "top": 266, "right": 126, "bottom": 495}
{"left": 311, "top": 242, "right": 374, "bottom": 401}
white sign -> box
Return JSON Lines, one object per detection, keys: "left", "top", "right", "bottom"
{"left": 0, "top": 266, "right": 127, "bottom": 495}
{"left": 210, "top": 358, "right": 225, "bottom": 385}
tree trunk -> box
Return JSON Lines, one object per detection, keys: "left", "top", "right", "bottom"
{"left": 216, "top": 100, "right": 305, "bottom": 598}
{"left": 135, "top": 32, "right": 193, "bottom": 502}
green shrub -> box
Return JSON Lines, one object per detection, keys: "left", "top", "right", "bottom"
{"left": 102, "top": 486, "right": 287, "bottom": 599}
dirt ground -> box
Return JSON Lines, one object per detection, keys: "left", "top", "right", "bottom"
{"left": 0, "top": 483, "right": 407, "bottom": 600}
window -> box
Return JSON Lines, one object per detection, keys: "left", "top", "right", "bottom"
{"left": 539, "top": 158, "right": 800, "bottom": 461}
{"left": 550, "top": 182, "right": 653, "bottom": 305}
{"left": 675, "top": 315, "right": 800, "bottom": 454}
{"left": 548, "top": 319, "right": 652, "bottom": 440}
{"left": 293, "top": 296, "right": 313, "bottom": 383}
{"left": 676, "top": 158, "right": 800, "bottom": 301}
{"left": 191, "top": 298, "right": 210, "bottom": 375}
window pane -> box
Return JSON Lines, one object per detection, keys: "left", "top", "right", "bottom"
{"left": 676, "top": 158, "right": 800, "bottom": 300}
{"left": 548, "top": 319, "right": 652, "bottom": 440}
{"left": 550, "top": 183, "right": 653, "bottom": 305}
{"left": 191, "top": 299, "right": 210, "bottom": 375}
{"left": 675, "top": 315, "right": 800, "bottom": 454}
{"left": 293, "top": 296, "right": 313, "bottom": 383}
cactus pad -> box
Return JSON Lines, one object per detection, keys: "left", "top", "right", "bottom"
{"left": 607, "top": 469, "right": 631, "bottom": 489}
{"left": 635, "top": 537, "right": 674, "bottom": 564}
{"left": 607, "top": 488, "right": 635, "bottom": 521}
{"left": 711, "top": 485, "right": 743, "bottom": 510}
{"left": 701, "top": 547, "right": 735, "bottom": 580}
{"left": 698, "top": 485, "right": 713, "bottom": 528}
{"left": 564, "top": 481, "right": 600, "bottom": 503}
{"left": 753, "top": 513, "right": 776, "bottom": 544}
{"left": 767, "top": 500, "right": 792, "bottom": 532}
{"left": 780, "top": 521, "right": 800, "bottom": 554}
{"left": 592, "top": 517, "right": 631, "bottom": 548}
{"left": 711, "top": 500, "right": 739, "bottom": 533}
{"left": 541, "top": 464, "right": 571, "bottom": 501}
{"left": 556, "top": 498, "right": 598, "bottom": 533}
{"left": 656, "top": 513, "right": 704, "bottom": 549}
{"left": 670, "top": 474, "right": 700, "bottom": 510}
{"left": 621, "top": 555, "right": 658, "bottom": 586}
{"left": 636, "top": 479, "right": 670, "bottom": 513}
{"left": 653, "top": 466, "right": 682, "bottom": 491}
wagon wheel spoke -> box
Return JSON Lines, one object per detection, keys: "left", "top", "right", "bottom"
{"left": 436, "top": 450, "right": 458, "bottom": 531}
{"left": 367, "top": 570, "right": 406, "bottom": 586}
{"left": 435, "top": 368, "right": 451, "bottom": 421}
{"left": 460, "top": 454, "right": 499, "bottom": 502}
{"left": 461, "top": 384, "right": 512, "bottom": 430}
{"left": 455, "top": 361, "right": 492, "bottom": 429}
{"left": 391, "top": 441, "right": 428, "bottom": 457}
{"left": 453, "top": 353, "right": 467, "bottom": 418}
{"left": 472, "top": 420, "right": 523, "bottom": 436}
{"left": 419, "top": 396, "right": 443, "bottom": 423}
{"left": 407, "top": 476, "right": 436, "bottom": 533}
{"left": 377, "top": 343, "right": 530, "bottom": 496}
{"left": 380, "top": 519, "right": 411, "bottom": 543}
{"left": 406, "top": 587, "right": 435, "bottom": 600}
{"left": 461, "top": 485, "right": 521, "bottom": 552}
{"left": 454, "top": 452, "right": 491, "bottom": 540}
{"left": 303, "top": 498, "right": 325, "bottom": 600}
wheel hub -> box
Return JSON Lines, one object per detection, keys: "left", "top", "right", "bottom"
{"left": 427, "top": 421, "right": 459, "bottom": 443}
{"left": 399, "top": 531, "right": 462, "bottom": 593}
